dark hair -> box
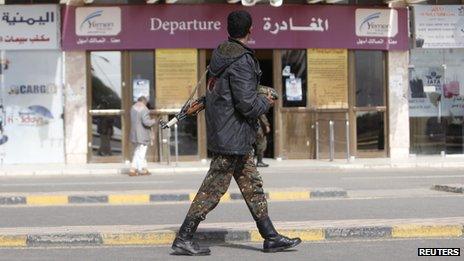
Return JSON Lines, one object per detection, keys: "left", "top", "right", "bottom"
{"left": 227, "top": 10, "right": 252, "bottom": 39}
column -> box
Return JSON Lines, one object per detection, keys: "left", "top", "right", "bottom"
{"left": 388, "top": 51, "right": 410, "bottom": 159}
{"left": 64, "top": 52, "right": 88, "bottom": 164}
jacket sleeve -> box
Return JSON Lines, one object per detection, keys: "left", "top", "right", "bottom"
{"left": 141, "top": 108, "right": 157, "bottom": 128}
{"left": 228, "top": 55, "right": 270, "bottom": 120}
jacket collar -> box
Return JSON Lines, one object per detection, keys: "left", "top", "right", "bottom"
{"left": 228, "top": 37, "right": 255, "bottom": 54}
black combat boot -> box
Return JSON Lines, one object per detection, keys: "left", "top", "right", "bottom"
{"left": 171, "top": 217, "right": 211, "bottom": 256}
{"left": 256, "top": 154, "right": 269, "bottom": 167}
{"left": 256, "top": 216, "right": 301, "bottom": 253}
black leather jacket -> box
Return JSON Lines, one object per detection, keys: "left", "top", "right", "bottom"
{"left": 206, "top": 38, "right": 270, "bottom": 155}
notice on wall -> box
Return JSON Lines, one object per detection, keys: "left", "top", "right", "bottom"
{"left": 0, "top": 50, "right": 64, "bottom": 164}
{"left": 155, "top": 49, "right": 198, "bottom": 109}
{"left": 132, "top": 79, "right": 150, "bottom": 102}
{"left": 285, "top": 76, "right": 303, "bottom": 101}
{"left": 307, "top": 48, "right": 348, "bottom": 109}
{"left": 413, "top": 5, "right": 464, "bottom": 49}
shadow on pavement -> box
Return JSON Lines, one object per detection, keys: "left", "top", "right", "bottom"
{"left": 213, "top": 242, "right": 262, "bottom": 252}
{"left": 212, "top": 242, "right": 299, "bottom": 253}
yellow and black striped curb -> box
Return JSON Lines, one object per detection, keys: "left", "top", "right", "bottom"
{"left": 0, "top": 224, "right": 462, "bottom": 247}
{"left": 0, "top": 189, "right": 347, "bottom": 206}
{"left": 432, "top": 184, "right": 464, "bottom": 194}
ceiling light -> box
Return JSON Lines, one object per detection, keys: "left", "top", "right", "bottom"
{"left": 241, "top": 0, "right": 260, "bottom": 6}
{"left": 269, "top": 0, "right": 282, "bottom": 7}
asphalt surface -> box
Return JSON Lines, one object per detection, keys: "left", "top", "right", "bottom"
{"left": 0, "top": 169, "right": 463, "bottom": 193}
{"left": 0, "top": 239, "right": 462, "bottom": 261}
{"left": 1, "top": 195, "right": 463, "bottom": 228}
{"left": 1, "top": 168, "right": 462, "bottom": 260}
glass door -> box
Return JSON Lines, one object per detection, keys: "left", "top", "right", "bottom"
{"left": 88, "top": 51, "right": 124, "bottom": 163}
{"left": 410, "top": 49, "right": 464, "bottom": 155}
{"left": 351, "top": 51, "right": 387, "bottom": 158}
{"left": 409, "top": 49, "right": 446, "bottom": 155}
{"left": 442, "top": 49, "right": 464, "bottom": 154}
{"left": 279, "top": 49, "right": 315, "bottom": 159}
{"left": 129, "top": 51, "right": 157, "bottom": 162}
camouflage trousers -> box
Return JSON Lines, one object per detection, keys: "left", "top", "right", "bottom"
{"left": 186, "top": 151, "right": 268, "bottom": 221}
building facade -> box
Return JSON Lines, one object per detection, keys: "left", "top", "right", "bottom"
{"left": 1, "top": 0, "right": 463, "bottom": 165}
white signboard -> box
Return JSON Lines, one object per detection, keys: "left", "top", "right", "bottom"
{"left": 356, "top": 9, "right": 398, "bottom": 38}
{"left": 285, "top": 76, "right": 303, "bottom": 102}
{"left": 132, "top": 79, "right": 150, "bottom": 102}
{"left": 76, "top": 7, "right": 121, "bottom": 36}
{"left": 0, "top": 5, "right": 60, "bottom": 50}
{"left": 0, "top": 51, "right": 64, "bottom": 164}
{"left": 413, "top": 5, "right": 464, "bottom": 49}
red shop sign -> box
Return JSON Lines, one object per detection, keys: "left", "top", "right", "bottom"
{"left": 61, "top": 4, "right": 408, "bottom": 51}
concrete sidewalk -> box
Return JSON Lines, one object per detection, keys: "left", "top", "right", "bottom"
{"left": 2, "top": 155, "right": 464, "bottom": 176}
{"left": 1, "top": 217, "right": 463, "bottom": 247}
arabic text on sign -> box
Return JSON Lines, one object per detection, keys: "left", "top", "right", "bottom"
{"left": 263, "top": 17, "right": 329, "bottom": 35}
{"left": 0, "top": 35, "right": 51, "bottom": 44}
{"left": 1, "top": 12, "right": 55, "bottom": 26}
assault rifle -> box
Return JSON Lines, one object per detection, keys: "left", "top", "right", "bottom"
{"left": 159, "top": 67, "right": 209, "bottom": 130}
{"left": 160, "top": 69, "right": 278, "bottom": 129}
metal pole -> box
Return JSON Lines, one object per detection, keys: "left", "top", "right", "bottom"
{"left": 158, "top": 124, "right": 163, "bottom": 163}
{"left": 315, "top": 121, "right": 319, "bottom": 160}
{"left": 329, "top": 120, "right": 334, "bottom": 162}
{"left": 346, "top": 119, "right": 350, "bottom": 162}
{"left": 174, "top": 123, "right": 179, "bottom": 166}
{"left": 166, "top": 127, "right": 171, "bottom": 165}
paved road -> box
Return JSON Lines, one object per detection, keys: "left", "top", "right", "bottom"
{"left": 0, "top": 239, "right": 462, "bottom": 261}
{"left": 1, "top": 195, "right": 463, "bottom": 227}
{"left": 0, "top": 169, "right": 463, "bottom": 193}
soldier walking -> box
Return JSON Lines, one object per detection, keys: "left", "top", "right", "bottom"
{"left": 171, "top": 10, "right": 301, "bottom": 256}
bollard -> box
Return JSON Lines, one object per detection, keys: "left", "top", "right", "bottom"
{"left": 158, "top": 124, "right": 163, "bottom": 163}
{"left": 166, "top": 128, "right": 171, "bottom": 165}
{"left": 346, "top": 120, "right": 350, "bottom": 162}
{"left": 329, "top": 120, "right": 334, "bottom": 162}
{"left": 174, "top": 123, "right": 179, "bottom": 166}
{"left": 315, "top": 121, "right": 320, "bottom": 160}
